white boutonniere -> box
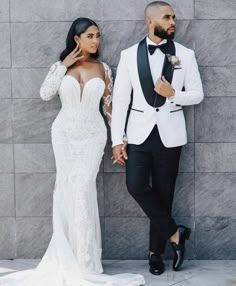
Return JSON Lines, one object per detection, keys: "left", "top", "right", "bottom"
{"left": 166, "top": 54, "right": 182, "bottom": 70}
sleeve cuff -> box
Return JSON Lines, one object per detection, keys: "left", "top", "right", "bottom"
{"left": 112, "top": 140, "right": 124, "bottom": 148}
{"left": 167, "top": 94, "right": 175, "bottom": 104}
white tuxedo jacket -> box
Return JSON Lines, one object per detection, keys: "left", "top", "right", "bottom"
{"left": 111, "top": 39, "right": 204, "bottom": 148}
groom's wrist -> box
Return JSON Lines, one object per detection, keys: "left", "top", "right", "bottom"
{"left": 166, "top": 88, "right": 175, "bottom": 102}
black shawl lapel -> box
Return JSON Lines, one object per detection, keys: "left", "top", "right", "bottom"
{"left": 161, "top": 39, "right": 175, "bottom": 85}
{"left": 137, "top": 38, "right": 176, "bottom": 108}
{"left": 137, "top": 37, "right": 160, "bottom": 107}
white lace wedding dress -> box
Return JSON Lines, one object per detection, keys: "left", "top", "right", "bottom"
{"left": 0, "top": 62, "right": 145, "bottom": 286}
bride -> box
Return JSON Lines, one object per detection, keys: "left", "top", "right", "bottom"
{"left": 0, "top": 18, "right": 145, "bottom": 286}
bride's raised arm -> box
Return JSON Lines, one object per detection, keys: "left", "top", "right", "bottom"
{"left": 40, "top": 44, "right": 84, "bottom": 101}
{"left": 40, "top": 61, "right": 67, "bottom": 101}
{"left": 102, "top": 63, "right": 113, "bottom": 125}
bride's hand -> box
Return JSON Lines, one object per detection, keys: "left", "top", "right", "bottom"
{"left": 62, "top": 43, "right": 84, "bottom": 68}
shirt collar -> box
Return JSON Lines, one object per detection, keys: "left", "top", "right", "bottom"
{"left": 146, "top": 35, "right": 167, "bottom": 46}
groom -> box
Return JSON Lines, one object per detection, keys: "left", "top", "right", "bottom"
{"left": 111, "top": 1, "right": 203, "bottom": 275}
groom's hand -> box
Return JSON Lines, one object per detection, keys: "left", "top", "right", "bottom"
{"left": 112, "top": 143, "right": 128, "bottom": 166}
{"left": 154, "top": 76, "right": 175, "bottom": 97}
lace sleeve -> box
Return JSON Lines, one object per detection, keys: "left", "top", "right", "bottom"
{"left": 102, "top": 62, "right": 113, "bottom": 125}
{"left": 40, "top": 61, "right": 67, "bottom": 101}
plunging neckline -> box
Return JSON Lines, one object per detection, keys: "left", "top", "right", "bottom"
{"left": 64, "top": 75, "right": 105, "bottom": 101}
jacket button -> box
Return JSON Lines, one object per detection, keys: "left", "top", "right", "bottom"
{"left": 156, "top": 108, "right": 159, "bottom": 112}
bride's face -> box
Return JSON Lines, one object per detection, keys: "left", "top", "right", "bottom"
{"left": 75, "top": 25, "right": 100, "bottom": 55}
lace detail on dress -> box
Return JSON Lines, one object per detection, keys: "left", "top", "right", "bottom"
{"left": 40, "top": 61, "right": 67, "bottom": 101}
{"left": 102, "top": 62, "right": 113, "bottom": 125}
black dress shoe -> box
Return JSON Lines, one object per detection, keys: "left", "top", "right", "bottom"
{"left": 149, "top": 253, "right": 165, "bottom": 275}
{"left": 171, "top": 225, "right": 191, "bottom": 271}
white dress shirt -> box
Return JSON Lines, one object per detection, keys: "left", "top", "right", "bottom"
{"left": 146, "top": 36, "right": 175, "bottom": 102}
{"left": 146, "top": 36, "right": 167, "bottom": 84}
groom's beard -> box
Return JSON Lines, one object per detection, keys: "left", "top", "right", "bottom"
{"left": 154, "top": 24, "right": 175, "bottom": 40}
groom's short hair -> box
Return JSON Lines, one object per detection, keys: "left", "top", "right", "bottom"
{"left": 145, "top": 1, "right": 171, "bottom": 16}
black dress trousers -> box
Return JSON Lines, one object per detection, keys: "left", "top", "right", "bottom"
{"left": 126, "top": 125, "right": 182, "bottom": 254}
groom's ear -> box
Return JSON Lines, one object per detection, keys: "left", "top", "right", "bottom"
{"left": 145, "top": 16, "right": 151, "bottom": 26}
{"left": 145, "top": 16, "right": 154, "bottom": 32}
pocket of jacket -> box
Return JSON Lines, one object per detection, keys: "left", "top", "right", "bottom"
{"left": 131, "top": 108, "right": 144, "bottom": 113}
{"left": 170, "top": 108, "right": 183, "bottom": 113}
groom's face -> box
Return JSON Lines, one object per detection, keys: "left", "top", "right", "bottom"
{"left": 148, "top": 5, "right": 176, "bottom": 40}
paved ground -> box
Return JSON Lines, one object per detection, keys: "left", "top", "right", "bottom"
{"left": 0, "top": 259, "right": 235, "bottom": 285}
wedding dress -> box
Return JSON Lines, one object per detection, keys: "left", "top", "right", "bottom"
{"left": 0, "top": 61, "right": 145, "bottom": 286}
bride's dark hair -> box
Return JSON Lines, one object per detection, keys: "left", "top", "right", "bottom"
{"left": 60, "top": 17, "right": 99, "bottom": 61}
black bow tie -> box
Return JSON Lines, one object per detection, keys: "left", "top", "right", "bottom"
{"left": 148, "top": 42, "right": 169, "bottom": 55}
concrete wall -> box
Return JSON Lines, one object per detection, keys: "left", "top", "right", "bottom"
{"left": 0, "top": 0, "right": 236, "bottom": 259}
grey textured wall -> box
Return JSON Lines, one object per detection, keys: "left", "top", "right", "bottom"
{"left": 0, "top": 0, "right": 236, "bottom": 260}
